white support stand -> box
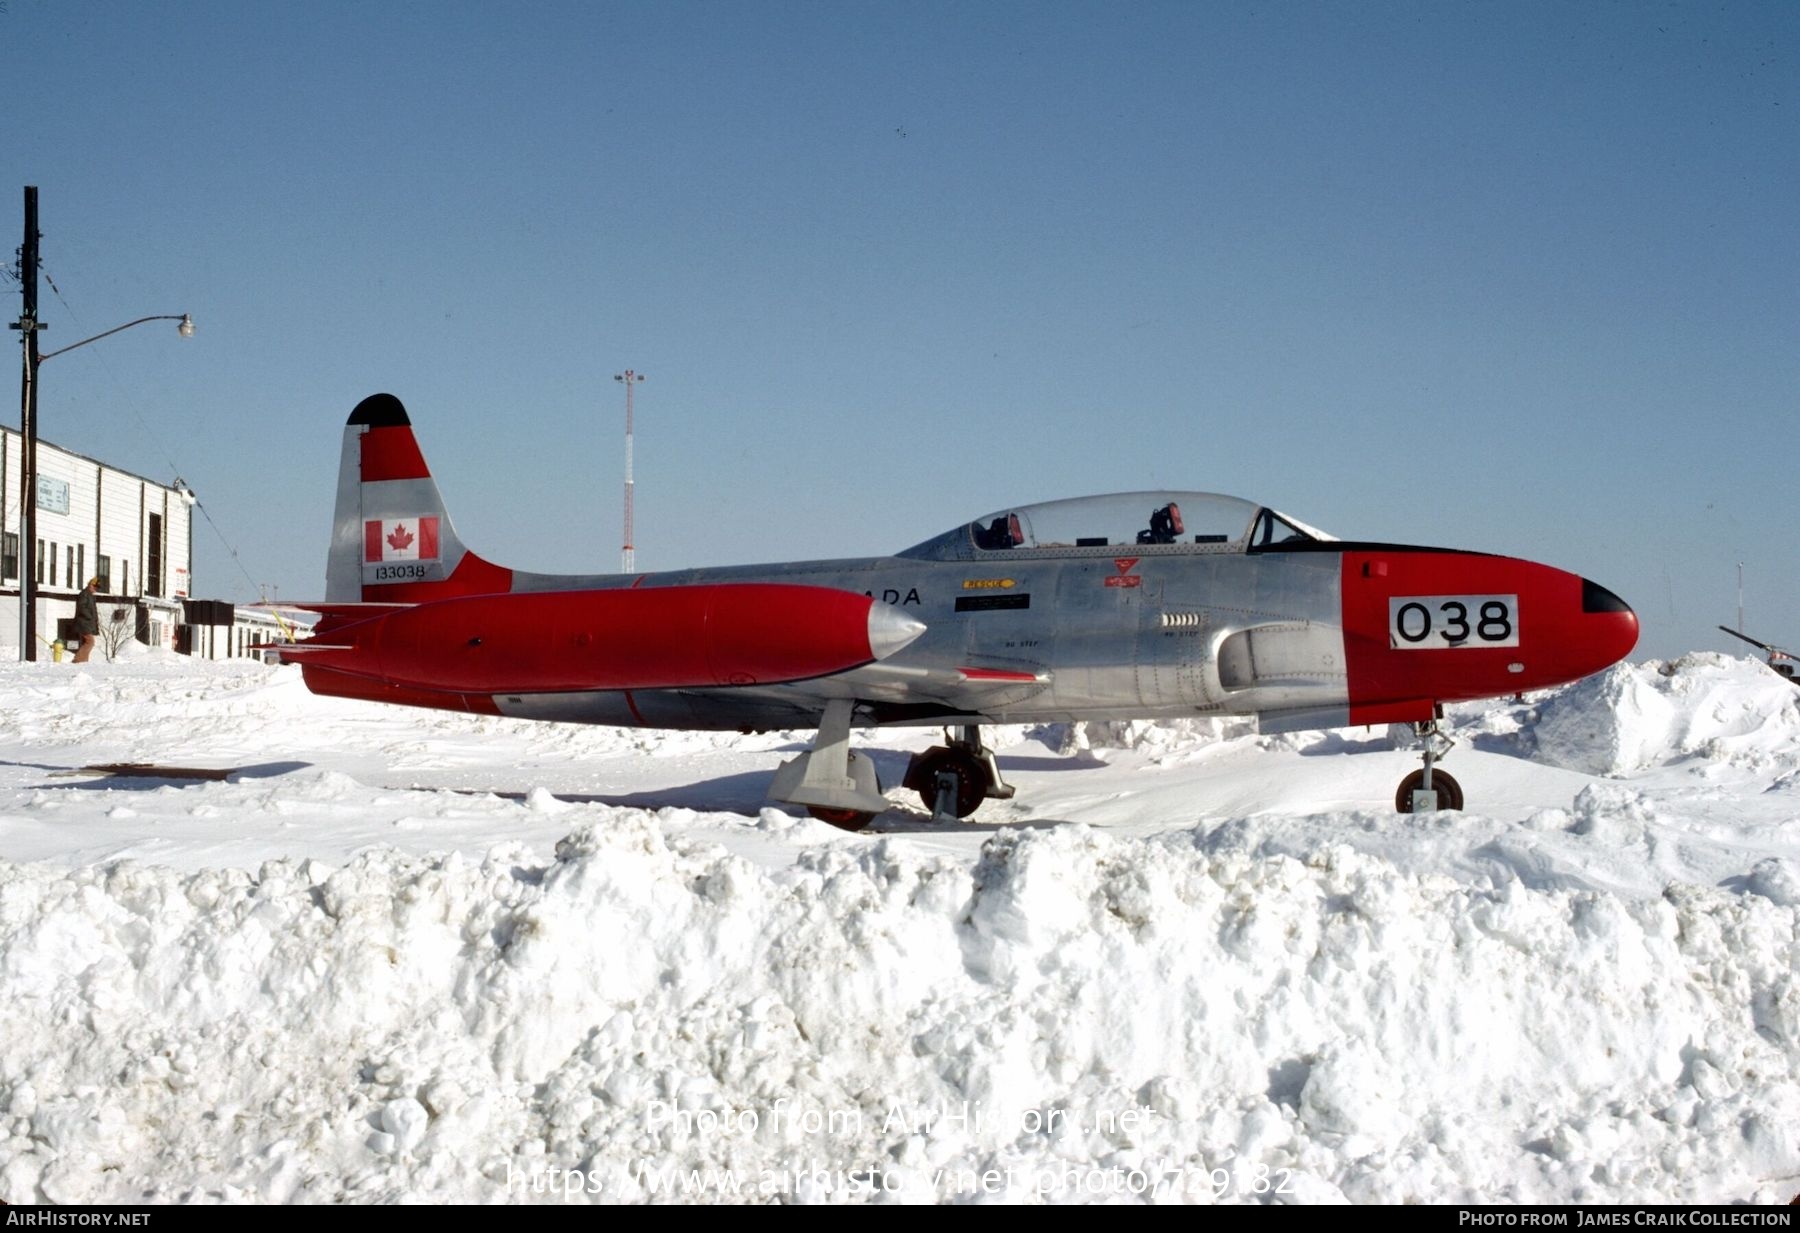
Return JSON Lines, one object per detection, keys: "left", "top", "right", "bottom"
{"left": 767, "top": 698, "right": 890, "bottom": 815}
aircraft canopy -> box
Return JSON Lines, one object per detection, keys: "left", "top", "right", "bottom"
{"left": 899, "top": 491, "right": 1334, "bottom": 561}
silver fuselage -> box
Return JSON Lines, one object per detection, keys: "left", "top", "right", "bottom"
{"left": 489, "top": 536, "right": 1345, "bottom": 733}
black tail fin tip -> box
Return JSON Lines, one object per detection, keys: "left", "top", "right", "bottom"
{"left": 348, "top": 393, "right": 410, "bottom": 428}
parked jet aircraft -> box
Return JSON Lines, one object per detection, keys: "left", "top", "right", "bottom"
{"left": 278, "top": 393, "right": 1639, "bottom": 826}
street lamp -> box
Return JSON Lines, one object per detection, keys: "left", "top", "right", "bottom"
{"left": 12, "top": 186, "right": 194, "bottom": 661}
{"left": 38, "top": 313, "right": 195, "bottom": 362}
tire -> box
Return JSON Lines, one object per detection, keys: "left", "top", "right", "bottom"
{"left": 807, "top": 807, "right": 877, "bottom": 831}
{"left": 906, "top": 747, "right": 988, "bottom": 819}
{"left": 1395, "top": 768, "right": 1464, "bottom": 812}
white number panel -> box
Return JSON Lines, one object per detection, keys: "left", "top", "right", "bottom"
{"left": 1388, "top": 595, "right": 1519, "bottom": 649}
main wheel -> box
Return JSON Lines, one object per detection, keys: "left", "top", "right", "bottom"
{"left": 1395, "top": 768, "right": 1464, "bottom": 812}
{"left": 905, "top": 747, "right": 988, "bottom": 819}
{"left": 807, "top": 806, "right": 877, "bottom": 831}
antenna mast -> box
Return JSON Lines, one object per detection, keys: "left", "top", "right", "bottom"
{"left": 613, "top": 369, "right": 644, "bottom": 572}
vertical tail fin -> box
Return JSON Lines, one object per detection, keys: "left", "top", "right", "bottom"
{"left": 326, "top": 394, "right": 514, "bottom": 602}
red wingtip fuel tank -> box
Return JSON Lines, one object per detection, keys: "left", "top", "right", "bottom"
{"left": 283, "top": 583, "right": 925, "bottom": 697}
{"left": 1340, "top": 550, "right": 1639, "bottom": 726}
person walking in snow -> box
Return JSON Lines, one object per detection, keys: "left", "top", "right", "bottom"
{"left": 72, "top": 577, "right": 100, "bottom": 664}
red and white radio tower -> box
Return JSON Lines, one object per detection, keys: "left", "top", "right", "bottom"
{"left": 613, "top": 369, "right": 644, "bottom": 572}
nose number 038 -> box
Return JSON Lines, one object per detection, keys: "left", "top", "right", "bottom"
{"left": 1388, "top": 594, "right": 1519, "bottom": 650}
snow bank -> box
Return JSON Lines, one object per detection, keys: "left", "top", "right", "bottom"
{"left": 1050, "top": 716, "right": 1255, "bottom": 754}
{"left": 2, "top": 817, "right": 1796, "bottom": 1204}
{"left": 4, "top": 654, "right": 1800, "bottom": 1203}
{"left": 1529, "top": 654, "right": 1800, "bottom": 777}
{"left": 0, "top": 657, "right": 798, "bottom": 770}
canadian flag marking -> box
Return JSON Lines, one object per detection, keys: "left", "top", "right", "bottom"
{"left": 365, "top": 517, "right": 440, "bottom": 562}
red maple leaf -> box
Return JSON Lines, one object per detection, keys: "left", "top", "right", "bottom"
{"left": 386, "top": 523, "right": 414, "bottom": 552}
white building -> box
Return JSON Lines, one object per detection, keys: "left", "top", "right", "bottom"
{"left": 0, "top": 423, "right": 276, "bottom": 659}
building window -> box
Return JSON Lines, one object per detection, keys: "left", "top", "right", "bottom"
{"left": 148, "top": 512, "right": 164, "bottom": 598}
{"left": 96, "top": 554, "right": 111, "bottom": 592}
{"left": 35, "top": 538, "right": 45, "bottom": 585}
{"left": 121, "top": 560, "right": 129, "bottom": 596}
{"left": 65, "top": 545, "right": 74, "bottom": 590}
{"left": 48, "top": 540, "right": 57, "bottom": 587}
{"left": 2, "top": 533, "right": 16, "bottom": 582}
{"left": 77, "top": 545, "right": 84, "bottom": 587}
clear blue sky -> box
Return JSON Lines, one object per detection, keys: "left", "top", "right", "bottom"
{"left": 6, "top": 1, "right": 1795, "bottom": 659}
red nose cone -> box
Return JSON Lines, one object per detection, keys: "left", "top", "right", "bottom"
{"left": 1579, "top": 577, "right": 1639, "bottom": 672}
{"left": 1340, "top": 550, "right": 1640, "bottom": 720}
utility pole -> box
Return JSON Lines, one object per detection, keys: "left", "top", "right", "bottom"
{"left": 613, "top": 369, "right": 643, "bottom": 573}
{"left": 7, "top": 189, "right": 191, "bottom": 662}
{"left": 11, "top": 187, "right": 43, "bottom": 660}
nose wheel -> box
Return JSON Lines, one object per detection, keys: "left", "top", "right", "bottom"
{"left": 1396, "top": 720, "right": 1462, "bottom": 812}
{"left": 1395, "top": 767, "right": 1463, "bottom": 812}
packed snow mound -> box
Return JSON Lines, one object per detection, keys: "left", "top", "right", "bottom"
{"left": 0, "top": 658, "right": 809, "bottom": 774}
{"left": 5, "top": 654, "right": 1800, "bottom": 1203}
{"left": 1049, "top": 715, "right": 1255, "bottom": 754}
{"left": 2, "top": 818, "right": 1798, "bottom": 1204}
{"left": 1528, "top": 654, "right": 1800, "bottom": 776}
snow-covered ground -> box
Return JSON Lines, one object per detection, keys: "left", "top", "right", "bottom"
{"left": 1, "top": 650, "right": 1797, "bottom": 1204}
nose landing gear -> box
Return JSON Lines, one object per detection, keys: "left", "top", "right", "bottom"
{"left": 1396, "top": 720, "right": 1462, "bottom": 812}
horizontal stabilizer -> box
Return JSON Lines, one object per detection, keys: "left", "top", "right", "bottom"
{"left": 273, "top": 602, "right": 414, "bottom": 619}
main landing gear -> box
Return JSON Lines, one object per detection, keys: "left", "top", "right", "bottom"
{"left": 766, "top": 710, "right": 1017, "bottom": 832}
{"left": 902, "top": 725, "right": 1015, "bottom": 822}
{"left": 1395, "top": 719, "right": 1463, "bottom": 813}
